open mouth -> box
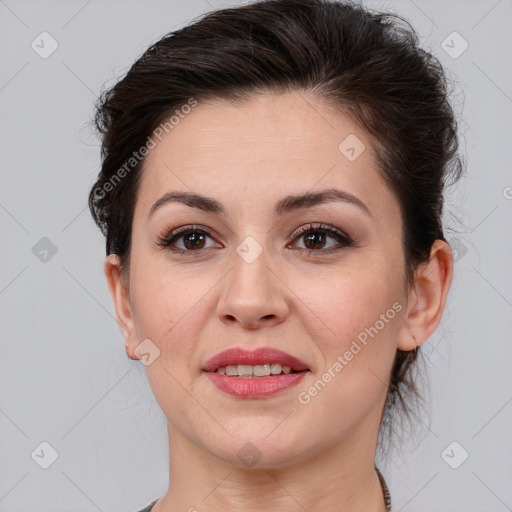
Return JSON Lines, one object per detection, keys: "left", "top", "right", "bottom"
{"left": 210, "top": 363, "right": 307, "bottom": 378}
{"left": 202, "top": 347, "right": 310, "bottom": 395}
{"left": 202, "top": 348, "right": 310, "bottom": 397}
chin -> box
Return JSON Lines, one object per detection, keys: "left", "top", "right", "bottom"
{"left": 205, "top": 430, "right": 307, "bottom": 470}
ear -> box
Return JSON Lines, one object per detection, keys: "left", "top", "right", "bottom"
{"left": 104, "top": 254, "right": 139, "bottom": 360}
{"left": 397, "top": 239, "right": 453, "bottom": 351}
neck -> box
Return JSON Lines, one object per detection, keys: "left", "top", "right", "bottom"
{"left": 153, "top": 417, "right": 388, "bottom": 512}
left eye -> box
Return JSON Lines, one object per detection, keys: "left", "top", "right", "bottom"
{"left": 289, "top": 223, "right": 353, "bottom": 252}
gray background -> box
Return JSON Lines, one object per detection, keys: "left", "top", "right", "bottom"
{"left": 0, "top": 0, "right": 511, "bottom": 511}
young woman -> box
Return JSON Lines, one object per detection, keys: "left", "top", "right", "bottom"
{"left": 88, "top": 1, "right": 463, "bottom": 510}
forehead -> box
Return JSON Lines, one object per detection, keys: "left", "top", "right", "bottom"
{"left": 136, "top": 92, "right": 400, "bottom": 224}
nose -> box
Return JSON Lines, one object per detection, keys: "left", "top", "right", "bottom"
{"left": 216, "top": 249, "right": 290, "bottom": 330}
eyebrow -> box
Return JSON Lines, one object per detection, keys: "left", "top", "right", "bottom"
{"left": 147, "top": 187, "right": 371, "bottom": 219}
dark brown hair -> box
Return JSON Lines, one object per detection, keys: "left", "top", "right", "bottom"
{"left": 89, "top": 0, "right": 463, "bottom": 454}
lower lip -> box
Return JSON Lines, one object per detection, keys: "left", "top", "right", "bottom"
{"left": 204, "top": 371, "right": 308, "bottom": 398}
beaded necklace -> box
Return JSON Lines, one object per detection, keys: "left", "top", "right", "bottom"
{"left": 375, "top": 466, "right": 392, "bottom": 511}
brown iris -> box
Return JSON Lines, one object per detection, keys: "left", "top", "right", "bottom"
{"left": 183, "top": 232, "right": 207, "bottom": 250}
{"left": 303, "top": 231, "right": 327, "bottom": 250}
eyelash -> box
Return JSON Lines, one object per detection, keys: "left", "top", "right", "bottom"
{"left": 156, "top": 222, "right": 354, "bottom": 256}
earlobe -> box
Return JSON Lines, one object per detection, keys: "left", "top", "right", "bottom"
{"left": 103, "top": 254, "right": 139, "bottom": 360}
{"left": 397, "top": 240, "right": 453, "bottom": 351}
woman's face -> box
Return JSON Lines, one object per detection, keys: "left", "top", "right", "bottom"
{"left": 118, "top": 92, "right": 414, "bottom": 467}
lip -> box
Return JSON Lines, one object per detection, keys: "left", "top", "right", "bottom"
{"left": 202, "top": 347, "right": 309, "bottom": 373}
{"left": 204, "top": 371, "right": 308, "bottom": 398}
{"left": 202, "top": 347, "right": 310, "bottom": 399}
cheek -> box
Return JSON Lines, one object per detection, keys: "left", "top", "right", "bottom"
{"left": 318, "top": 297, "right": 400, "bottom": 378}
{"left": 299, "top": 255, "right": 404, "bottom": 345}
{"left": 297, "top": 270, "right": 403, "bottom": 415}
{"left": 292, "top": 272, "right": 404, "bottom": 423}
{"left": 129, "top": 268, "right": 210, "bottom": 414}
{"left": 129, "top": 260, "right": 217, "bottom": 369}
{"left": 130, "top": 253, "right": 200, "bottom": 332}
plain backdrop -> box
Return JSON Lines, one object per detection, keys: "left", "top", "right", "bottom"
{"left": 0, "top": 1, "right": 511, "bottom": 511}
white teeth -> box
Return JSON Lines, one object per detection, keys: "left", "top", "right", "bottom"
{"left": 270, "top": 363, "right": 281, "bottom": 374}
{"left": 215, "top": 363, "right": 294, "bottom": 377}
{"left": 226, "top": 365, "right": 238, "bottom": 376}
{"left": 237, "top": 364, "right": 253, "bottom": 376}
{"left": 253, "top": 364, "right": 271, "bottom": 376}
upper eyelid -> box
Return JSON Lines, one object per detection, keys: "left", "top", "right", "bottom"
{"left": 157, "top": 225, "right": 217, "bottom": 244}
{"left": 292, "top": 222, "right": 348, "bottom": 237}
{"left": 161, "top": 222, "right": 344, "bottom": 238}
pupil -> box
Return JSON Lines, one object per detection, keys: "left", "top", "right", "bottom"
{"left": 305, "top": 232, "right": 325, "bottom": 250}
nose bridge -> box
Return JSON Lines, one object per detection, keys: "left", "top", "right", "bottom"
{"left": 216, "top": 238, "right": 289, "bottom": 328}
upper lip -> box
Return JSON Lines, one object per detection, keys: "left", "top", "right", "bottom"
{"left": 203, "top": 347, "right": 309, "bottom": 372}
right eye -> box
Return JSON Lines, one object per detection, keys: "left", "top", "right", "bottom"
{"left": 156, "top": 225, "right": 222, "bottom": 253}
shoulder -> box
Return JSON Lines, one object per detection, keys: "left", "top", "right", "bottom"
{"left": 134, "top": 499, "right": 158, "bottom": 512}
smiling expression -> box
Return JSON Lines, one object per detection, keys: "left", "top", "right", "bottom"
{"left": 114, "top": 91, "right": 411, "bottom": 467}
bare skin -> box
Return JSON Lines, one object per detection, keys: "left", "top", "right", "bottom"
{"left": 105, "top": 92, "right": 453, "bottom": 512}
